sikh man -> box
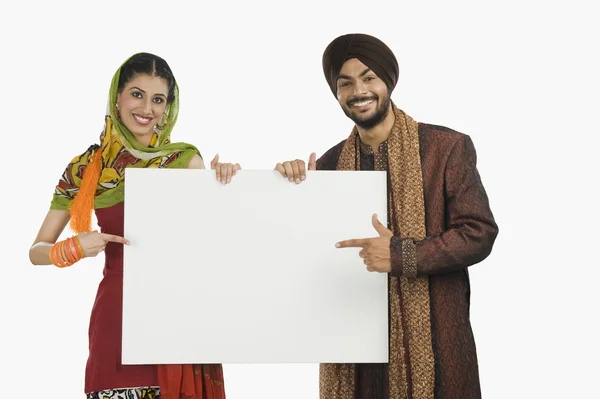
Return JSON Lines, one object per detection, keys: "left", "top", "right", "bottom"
{"left": 274, "top": 33, "right": 499, "bottom": 399}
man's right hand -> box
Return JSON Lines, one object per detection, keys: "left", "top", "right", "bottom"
{"left": 274, "top": 153, "right": 317, "bottom": 184}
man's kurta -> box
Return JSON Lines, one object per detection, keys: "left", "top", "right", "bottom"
{"left": 316, "top": 123, "right": 498, "bottom": 399}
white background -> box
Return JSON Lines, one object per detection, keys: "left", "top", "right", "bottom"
{"left": 1, "top": 0, "right": 598, "bottom": 398}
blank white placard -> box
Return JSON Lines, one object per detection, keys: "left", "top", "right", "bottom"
{"left": 122, "top": 169, "right": 388, "bottom": 365}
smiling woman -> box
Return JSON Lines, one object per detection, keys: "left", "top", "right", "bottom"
{"left": 28, "top": 53, "right": 237, "bottom": 399}
{"left": 117, "top": 76, "right": 170, "bottom": 145}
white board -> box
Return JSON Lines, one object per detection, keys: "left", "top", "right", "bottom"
{"left": 122, "top": 169, "right": 389, "bottom": 365}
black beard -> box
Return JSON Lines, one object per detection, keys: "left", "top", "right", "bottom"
{"left": 343, "top": 95, "right": 391, "bottom": 129}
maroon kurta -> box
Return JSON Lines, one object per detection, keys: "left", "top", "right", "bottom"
{"left": 316, "top": 123, "right": 498, "bottom": 399}
{"left": 85, "top": 202, "right": 159, "bottom": 393}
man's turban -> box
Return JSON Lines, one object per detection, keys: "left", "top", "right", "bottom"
{"left": 322, "top": 33, "right": 399, "bottom": 97}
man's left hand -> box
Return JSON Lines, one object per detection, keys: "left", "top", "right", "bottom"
{"left": 336, "top": 214, "right": 393, "bottom": 273}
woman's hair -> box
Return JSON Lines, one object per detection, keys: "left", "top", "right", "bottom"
{"left": 117, "top": 53, "right": 177, "bottom": 103}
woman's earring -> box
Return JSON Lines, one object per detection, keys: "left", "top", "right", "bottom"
{"left": 156, "top": 112, "right": 169, "bottom": 130}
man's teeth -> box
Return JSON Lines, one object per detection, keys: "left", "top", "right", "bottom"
{"left": 352, "top": 100, "right": 374, "bottom": 107}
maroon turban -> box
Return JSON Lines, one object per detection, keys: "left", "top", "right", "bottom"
{"left": 322, "top": 33, "right": 399, "bottom": 97}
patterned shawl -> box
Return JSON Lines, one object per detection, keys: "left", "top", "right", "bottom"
{"left": 320, "top": 104, "right": 435, "bottom": 399}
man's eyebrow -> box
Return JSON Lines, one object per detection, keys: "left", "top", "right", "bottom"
{"left": 336, "top": 68, "right": 372, "bottom": 81}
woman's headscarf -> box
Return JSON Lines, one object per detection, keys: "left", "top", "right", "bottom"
{"left": 51, "top": 53, "right": 201, "bottom": 233}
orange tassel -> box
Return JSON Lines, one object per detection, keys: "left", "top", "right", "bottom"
{"left": 69, "top": 148, "right": 102, "bottom": 234}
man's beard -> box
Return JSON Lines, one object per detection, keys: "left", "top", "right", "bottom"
{"left": 343, "top": 94, "right": 391, "bottom": 129}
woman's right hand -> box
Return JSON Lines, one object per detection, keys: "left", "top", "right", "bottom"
{"left": 77, "top": 230, "right": 130, "bottom": 257}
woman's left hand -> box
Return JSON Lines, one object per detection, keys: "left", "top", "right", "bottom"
{"left": 210, "top": 153, "right": 241, "bottom": 184}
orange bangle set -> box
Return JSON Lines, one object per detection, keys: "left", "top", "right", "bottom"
{"left": 49, "top": 236, "right": 85, "bottom": 268}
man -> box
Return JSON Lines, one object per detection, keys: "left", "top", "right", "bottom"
{"left": 275, "top": 33, "right": 498, "bottom": 399}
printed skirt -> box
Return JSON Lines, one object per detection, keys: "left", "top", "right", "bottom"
{"left": 86, "top": 387, "right": 159, "bottom": 399}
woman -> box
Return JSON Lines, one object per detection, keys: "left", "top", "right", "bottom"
{"left": 29, "top": 53, "right": 236, "bottom": 399}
